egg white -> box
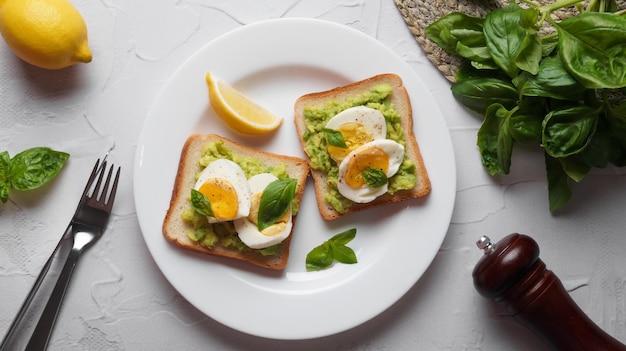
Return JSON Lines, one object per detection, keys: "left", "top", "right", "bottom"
{"left": 325, "top": 106, "right": 387, "bottom": 165}
{"left": 234, "top": 173, "right": 293, "bottom": 249}
{"left": 194, "top": 158, "right": 251, "bottom": 223}
{"left": 325, "top": 106, "right": 387, "bottom": 140}
{"left": 337, "top": 139, "right": 405, "bottom": 203}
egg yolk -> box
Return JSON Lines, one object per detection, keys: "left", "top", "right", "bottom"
{"left": 344, "top": 146, "right": 389, "bottom": 188}
{"left": 327, "top": 122, "right": 374, "bottom": 162}
{"left": 247, "top": 192, "right": 290, "bottom": 236}
{"left": 198, "top": 178, "right": 239, "bottom": 221}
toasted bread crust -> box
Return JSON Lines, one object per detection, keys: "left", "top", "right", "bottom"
{"left": 294, "top": 73, "right": 431, "bottom": 220}
{"left": 162, "top": 134, "right": 309, "bottom": 270}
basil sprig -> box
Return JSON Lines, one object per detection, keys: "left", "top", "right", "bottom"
{"left": 361, "top": 166, "right": 388, "bottom": 188}
{"left": 426, "top": 1, "right": 626, "bottom": 212}
{"left": 0, "top": 147, "right": 69, "bottom": 203}
{"left": 190, "top": 189, "right": 214, "bottom": 217}
{"left": 306, "top": 228, "right": 357, "bottom": 271}
{"left": 258, "top": 178, "right": 297, "bottom": 231}
{"left": 323, "top": 128, "right": 347, "bottom": 148}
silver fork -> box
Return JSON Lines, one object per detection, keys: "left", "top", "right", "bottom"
{"left": 0, "top": 160, "right": 106, "bottom": 351}
{"left": 4, "top": 159, "right": 120, "bottom": 351}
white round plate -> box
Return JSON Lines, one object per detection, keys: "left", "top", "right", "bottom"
{"left": 134, "top": 18, "right": 456, "bottom": 340}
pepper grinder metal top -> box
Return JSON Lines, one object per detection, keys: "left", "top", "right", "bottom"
{"left": 472, "top": 233, "right": 626, "bottom": 351}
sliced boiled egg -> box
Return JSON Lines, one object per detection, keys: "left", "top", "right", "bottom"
{"left": 234, "top": 173, "right": 293, "bottom": 249}
{"left": 325, "top": 106, "right": 386, "bottom": 163}
{"left": 337, "top": 139, "right": 405, "bottom": 203}
{"left": 194, "top": 159, "right": 251, "bottom": 223}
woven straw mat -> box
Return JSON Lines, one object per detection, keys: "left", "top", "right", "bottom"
{"left": 395, "top": 0, "right": 623, "bottom": 82}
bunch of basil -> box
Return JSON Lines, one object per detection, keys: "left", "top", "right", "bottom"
{"left": 426, "top": 0, "right": 626, "bottom": 211}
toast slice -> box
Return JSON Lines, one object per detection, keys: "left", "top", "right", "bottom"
{"left": 294, "top": 73, "right": 430, "bottom": 220}
{"left": 162, "top": 134, "right": 309, "bottom": 270}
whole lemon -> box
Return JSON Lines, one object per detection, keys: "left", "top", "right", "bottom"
{"left": 0, "top": 0, "right": 92, "bottom": 69}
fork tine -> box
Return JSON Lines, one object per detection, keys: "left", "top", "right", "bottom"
{"left": 93, "top": 162, "right": 120, "bottom": 205}
{"left": 80, "top": 159, "right": 101, "bottom": 198}
{"left": 100, "top": 165, "right": 113, "bottom": 202}
{"left": 71, "top": 160, "right": 102, "bottom": 224}
{"left": 91, "top": 160, "right": 107, "bottom": 200}
{"left": 105, "top": 166, "right": 121, "bottom": 208}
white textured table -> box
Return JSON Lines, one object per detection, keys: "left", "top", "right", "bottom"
{"left": 1, "top": 1, "right": 625, "bottom": 350}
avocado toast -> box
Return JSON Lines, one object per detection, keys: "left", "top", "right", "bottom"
{"left": 294, "top": 73, "right": 431, "bottom": 220}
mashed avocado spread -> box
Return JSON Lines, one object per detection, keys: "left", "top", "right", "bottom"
{"left": 181, "top": 140, "right": 292, "bottom": 256}
{"left": 303, "top": 83, "right": 417, "bottom": 213}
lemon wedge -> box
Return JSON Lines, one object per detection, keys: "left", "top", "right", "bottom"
{"left": 206, "top": 73, "right": 283, "bottom": 135}
{"left": 0, "top": 0, "right": 92, "bottom": 70}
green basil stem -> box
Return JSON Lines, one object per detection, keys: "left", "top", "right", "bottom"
{"left": 538, "top": 9, "right": 549, "bottom": 27}
{"left": 539, "top": 0, "right": 584, "bottom": 13}
{"left": 586, "top": 0, "right": 615, "bottom": 13}
{"left": 517, "top": 0, "right": 568, "bottom": 31}
{"left": 586, "top": 0, "right": 599, "bottom": 12}
{"left": 519, "top": 0, "right": 612, "bottom": 28}
{"left": 520, "top": 0, "right": 542, "bottom": 8}
{"left": 598, "top": 91, "right": 613, "bottom": 121}
{"left": 522, "top": 0, "right": 616, "bottom": 18}
{"left": 542, "top": 32, "right": 557, "bottom": 41}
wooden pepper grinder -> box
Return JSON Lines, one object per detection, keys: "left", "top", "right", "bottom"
{"left": 472, "top": 233, "right": 626, "bottom": 351}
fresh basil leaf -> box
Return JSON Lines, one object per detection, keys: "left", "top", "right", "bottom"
{"left": 451, "top": 77, "right": 518, "bottom": 115}
{"left": 609, "top": 144, "right": 626, "bottom": 167}
{"left": 330, "top": 228, "right": 357, "bottom": 246}
{"left": 513, "top": 55, "right": 588, "bottom": 101}
{"left": 456, "top": 60, "right": 510, "bottom": 81}
{"left": 361, "top": 166, "right": 387, "bottom": 188}
{"left": 332, "top": 245, "right": 357, "bottom": 264}
{"left": 258, "top": 178, "right": 297, "bottom": 231}
{"left": 484, "top": 4, "right": 540, "bottom": 77}
{"left": 559, "top": 154, "right": 591, "bottom": 182}
{"left": 577, "top": 117, "right": 615, "bottom": 168}
{"left": 470, "top": 60, "right": 501, "bottom": 71}
{"left": 509, "top": 98, "right": 545, "bottom": 143}
{"left": 0, "top": 151, "right": 9, "bottom": 170}
{"left": 542, "top": 105, "right": 599, "bottom": 158}
{"left": 515, "top": 30, "right": 542, "bottom": 75}
{"left": 545, "top": 153, "right": 572, "bottom": 212}
{"left": 477, "top": 103, "right": 514, "bottom": 175}
{"left": 305, "top": 228, "right": 357, "bottom": 271}
{"left": 541, "top": 34, "right": 559, "bottom": 57}
{"left": 450, "top": 26, "right": 488, "bottom": 48}
{"left": 556, "top": 13, "right": 626, "bottom": 89}
{"left": 323, "top": 128, "right": 347, "bottom": 148}
{"left": 605, "top": 104, "right": 626, "bottom": 167}
{"left": 305, "top": 243, "right": 334, "bottom": 271}
{"left": 0, "top": 151, "right": 10, "bottom": 203}
{"left": 9, "top": 147, "right": 69, "bottom": 191}
{"left": 607, "top": 101, "right": 626, "bottom": 163}
{"left": 456, "top": 42, "right": 491, "bottom": 62}
{"left": 425, "top": 12, "right": 485, "bottom": 56}
{"left": 190, "top": 189, "right": 214, "bottom": 217}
